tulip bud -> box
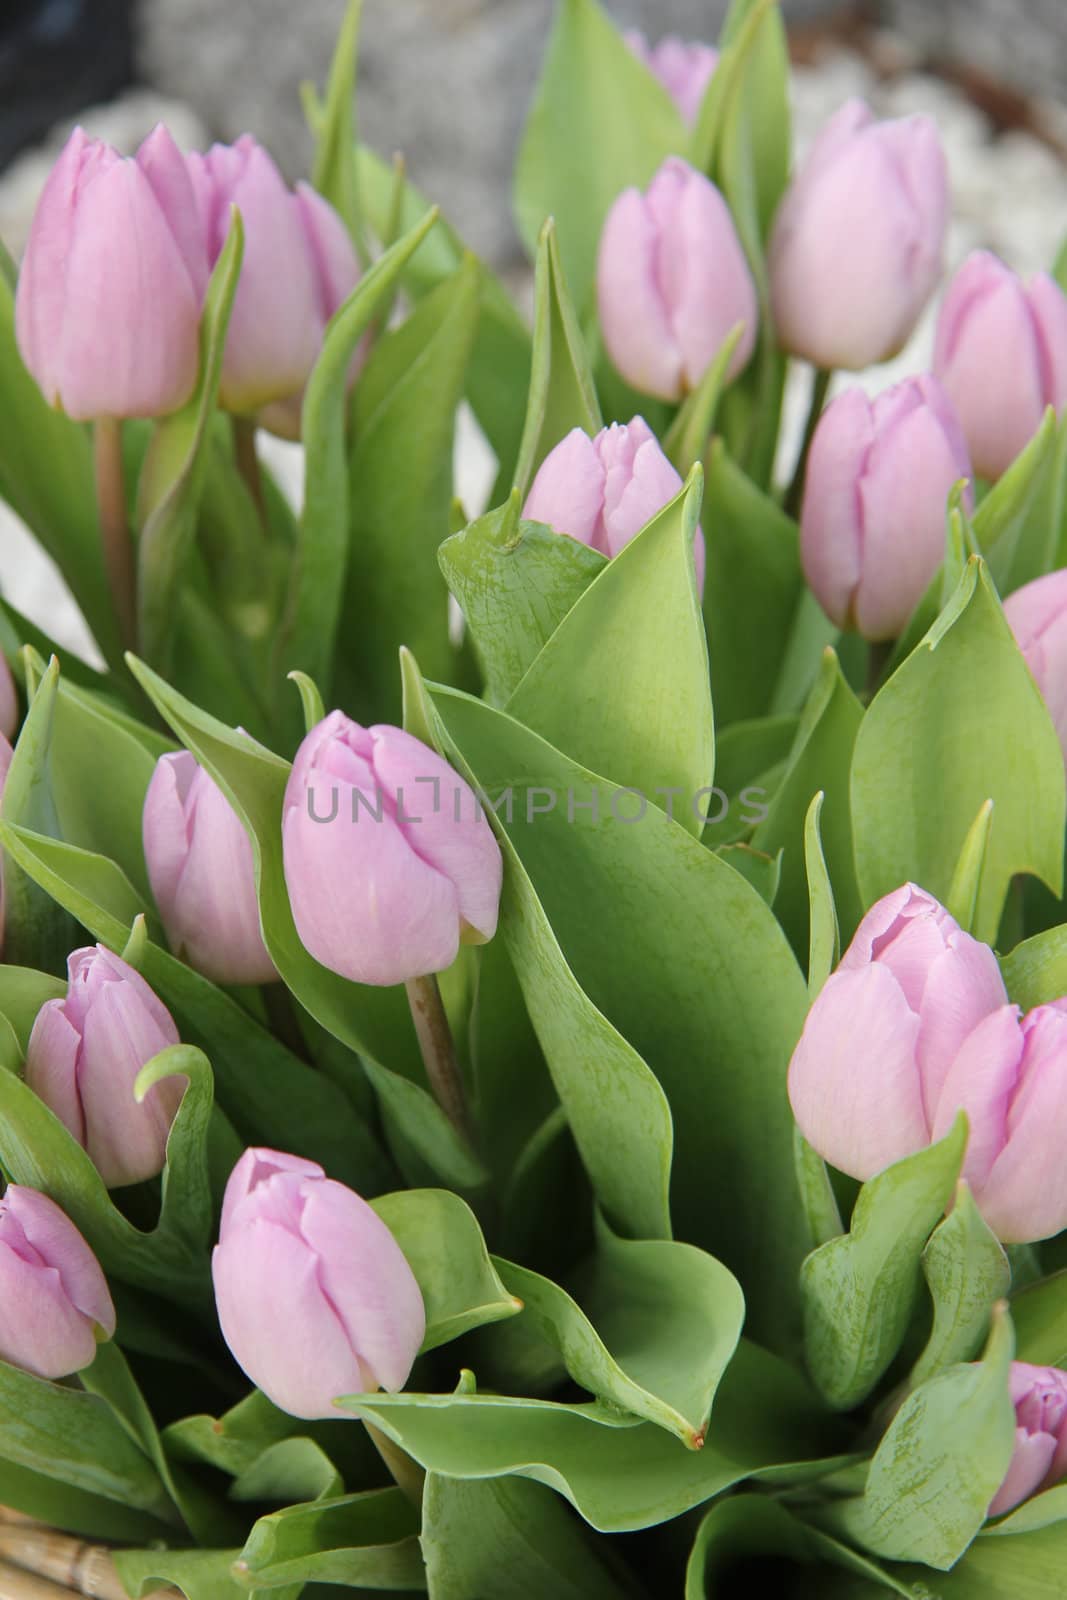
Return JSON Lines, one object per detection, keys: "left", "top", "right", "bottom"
{"left": 143, "top": 751, "right": 276, "bottom": 986}
{"left": 0, "top": 655, "right": 17, "bottom": 742}
{"left": 624, "top": 31, "right": 718, "bottom": 126}
{"left": 523, "top": 418, "right": 705, "bottom": 591}
{"left": 25, "top": 947, "right": 184, "bottom": 1188}
{"left": 597, "top": 156, "right": 757, "bottom": 402}
{"left": 770, "top": 100, "right": 948, "bottom": 370}
{"left": 282, "top": 714, "right": 503, "bottom": 988}
{"left": 1005, "top": 569, "right": 1067, "bottom": 767}
{"left": 15, "top": 125, "right": 206, "bottom": 420}
{"left": 789, "top": 884, "right": 1067, "bottom": 1242}
{"left": 801, "top": 375, "right": 972, "bottom": 640}
{"left": 988, "top": 1363, "right": 1067, "bottom": 1517}
{"left": 212, "top": 1147, "right": 425, "bottom": 1418}
{"left": 186, "top": 136, "right": 359, "bottom": 434}
{"left": 0, "top": 1185, "right": 115, "bottom": 1379}
{"left": 934, "top": 251, "right": 1067, "bottom": 481}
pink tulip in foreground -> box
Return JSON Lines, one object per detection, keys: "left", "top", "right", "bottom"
{"left": 801, "top": 375, "right": 971, "bottom": 640}
{"left": 25, "top": 947, "right": 184, "bottom": 1188}
{"left": 212, "top": 1148, "right": 425, "bottom": 1418}
{"left": 789, "top": 884, "right": 1067, "bottom": 1241}
{"left": 934, "top": 251, "right": 1067, "bottom": 481}
{"left": 16, "top": 125, "right": 205, "bottom": 420}
{"left": 523, "top": 418, "right": 705, "bottom": 591}
{"left": 187, "top": 135, "right": 359, "bottom": 433}
{"left": 988, "top": 1363, "right": 1067, "bottom": 1517}
{"left": 143, "top": 751, "right": 276, "bottom": 986}
{"left": 597, "top": 156, "right": 756, "bottom": 402}
{"left": 770, "top": 100, "right": 947, "bottom": 370}
{"left": 1005, "top": 569, "right": 1067, "bottom": 768}
{"left": 0, "top": 1185, "right": 115, "bottom": 1378}
{"left": 624, "top": 31, "right": 719, "bottom": 125}
{"left": 0, "top": 655, "right": 17, "bottom": 741}
{"left": 283, "top": 713, "right": 502, "bottom": 987}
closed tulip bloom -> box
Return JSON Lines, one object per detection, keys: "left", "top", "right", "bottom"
{"left": 0, "top": 655, "right": 17, "bottom": 741}
{"left": 934, "top": 251, "right": 1067, "bottom": 480}
{"left": 597, "top": 156, "right": 757, "bottom": 402}
{"left": 212, "top": 1148, "right": 425, "bottom": 1418}
{"left": 988, "top": 1363, "right": 1067, "bottom": 1517}
{"left": 624, "top": 31, "right": 719, "bottom": 125}
{"left": 186, "top": 136, "right": 359, "bottom": 431}
{"left": 0, "top": 1185, "right": 115, "bottom": 1379}
{"left": 770, "top": 100, "right": 948, "bottom": 370}
{"left": 523, "top": 418, "right": 705, "bottom": 591}
{"left": 25, "top": 947, "right": 184, "bottom": 1187}
{"left": 1005, "top": 569, "right": 1067, "bottom": 766}
{"left": 283, "top": 713, "right": 502, "bottom": 988}
{"left": 15, "top": 124, "right": 206, "bottom": 420}
{"left": 143, "top": 751, "right": 276, "bottom": 986}
{"left": 801, "top": 375, "right": 972, "bottom": 640}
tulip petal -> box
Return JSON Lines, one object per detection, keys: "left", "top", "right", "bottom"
{"left": 220, "top": 1146, "right": 324, "bottom": 1237}
{"left": 0, "top": 1245, "right": 97, "bottom": 1379}
{"left": 24, "top": 999, "right": 87, "bottom": 1148}
{"left": 294, "top": 182, "right": 360, "bottom": 323}
{"left": 169, "top": 766, "right": 276, "bottom": 985}
{"left": 522, "top": 427, "right": 606, "bottom": 548}
{"left": 1028, "top": 272, "right": 1067, "bottom": 410}
{"left": 597, "top": 187, "right": 684, "bottom": 401}
{"left": 800, "top": 388, "right": 871, "bottom": 629}
{"left": 914, "top": 934, "right": 1008, "bottom": 1123}
{"left": 659, "top": 162, "right": 756, "bottom": 387}
{"left": 978, "top": 1007, "right": 1067, "bottom": 1242}
{"left": 930, "top": 1005, "right": 1022, "bottom": 1190}
{"left": 136, "top": 123, "right": 209, "bottom": 297}
{"left": 988, "top": 1426, "right": 1059, "bottom": 1517}
{"left": 77, "top": 979, "right": 183, "bottom": 1186}
{"left": 143, "top": 751, "right": 197, "bottom": 918}
{"left": 3, "top": 1186, "right": 115, "bottom": 1334}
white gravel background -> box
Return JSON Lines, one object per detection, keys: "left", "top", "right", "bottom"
{"left": 1, "top": 46, "right": 1065, "bottom": 669}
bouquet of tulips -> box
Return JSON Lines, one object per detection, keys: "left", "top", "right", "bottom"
{"left": 2, "top": 0, "right": 1067, "bottom": 1594}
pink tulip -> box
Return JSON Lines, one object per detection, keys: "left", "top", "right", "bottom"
{"left": 624, "top": 31, "right": 719, "bottom": 126}
{"left": 523, "top": 418, "right": 705, "bottom": 591}
{"left": 934, "top": 251, "right": 1067, "bottom": 480}
{"left": 186, "top": 136, "right": 359, "bottom": 433}
{"left": 15, "top": 124, "right": 206, "bottom": 420}
{"left": 0, "top": 655, "right": 17, "bottom": 741}
{"left": 597, "top": 156, "right": 757, "bottom": 402}
{"left": 143, "top": 751, "right": 276, "bottom": 986}
{"left": 282, "top": 714, "right": 502, "bottom": 988}
{"left": 789, "top": 885, "right": 1067, "bottom": 1241}
{"left": 212, "top": 1147, "right": 425, "bottom": 1418}
{"left": 25, "top": 947, "right": 184, "bottom": 1188}
{"left": 0, "top": 1185, "right": 115, "bottom": 1379}
{"left": 770, "top": 100, "right": 948, "bottom": 370}
{"left": 987, "top": 1363, "right": 1067, "bottom": 1517}
{"left": 1005, "top": 570, "right": 1067, "bottom": 768}
{"left": 801, "top": 375, "right": 972, "bottom": 640}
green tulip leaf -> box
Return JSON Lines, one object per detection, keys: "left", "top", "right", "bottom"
{"left": 235, "top": 1487, "right": 424, "bottom": 1592}
{"left": 114, "top": 1549, "right": 244, "bottom": 1600}
{"left": 974, "top": 408, "right": 1066, "bottom": 595}
{"left": 1011, "top": 1270, "right": 1067, "bottom": 1367}
{"left": 308, "top": 0, "right": 366, "bottom": 258}
{"left": 946, "top": 798, "right": 995, "bottom": 935}
{"left": 0, "top": 965, "right": 64, "bottom": 1048}
{"left": 910, "top": 1181, "right": 1011, "bottom": 1386}
{"left": 804, "top": 791, "right": 840, "bottom": 998}
{"left": 1001, "top": 923, "right": 1067, "bottom": 1009}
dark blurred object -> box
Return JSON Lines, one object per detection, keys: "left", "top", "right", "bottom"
{"left": 0, "top": 0, "right": 135, "bottom": 169}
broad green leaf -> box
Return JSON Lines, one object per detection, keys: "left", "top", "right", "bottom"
{"left": 124, "top": 657, "right": 481, "bottom": 1192}
{"left": 164, "top": 1390, "right": 330, "bottom": 1481}
{"left": 891, "top": 1519, "right": 1067, "bottom": 1600}
{"left": 801, "top": 1117, "right": 968, "bottom": 1409}
{"left": 507, "top": 469, "right": 712, "bottom": 834}
{"left": 438, "top": 495, "right": 605, "bottom": 706}
{"left": 513, "top": 219, "right": 601, "bottom": 497}
{"left": 0, "top": 269, "right": 123, "bottom": 669}
{"left": 804, "top": 791, "right": 840, "bottom": 998}
{"left": 703, "top": 441, "right": 804, "bottom": 725}
{"left": 911, "top": 1182, "right": 1011, "bottom": 1386}
{"left": 236, "top": 1488, "right": 424, "bottom": 1591}
{"left": 343, "top": 1341, "right": 841, "bottom": 1533}
{"left": 838, "top": 1304, "right": 1016, "bottom": 1569}
{"left": 496, "top": 1219, "right": 743, "bottom": 1449}
{"left": 422, "top": 1474, "right": 625, "bottom": 1600}
{"left": 0, "top": 965, "right": 63, "bottom": 1047}
{"left": 229, "top": 1437, "right": 341, "bottom": 1505}
{"left": 974, "top": 409, "right": 1065, "bottom": 595}
{"left": 753, "top": 648, "right": 863, "bottom": 959}
{"left": 1011, "top": 1270, "right": 1067, "bottom": 1367}
{"left": 716, "top": 841, "right": 781, "bottom": 904}
{"left": 136, "top": 210, "right": 243, "bottom": 670}
{"left": 514, "top": 0, "right": 687, "bottom": 306}
{"left": 0, "top": 1456, "right": 174, "bottom": 1544}
{"left": 1000, "top": 923, "right": 1067, "bottom": 1008}
{"left": 0, "top": 1358, "right": 177, "bottom": 1524}
{"left": 707, "top": 712, "right": 797, "bottom": 848}
{"left": 420, "top": 679, "right": 811, "bottom": 1346}
{"left": 851, "top": 558, "right": 1065, "bottom": 943}
{"left": 279, "top": 208, "right": 440, "bottom": 720}
{"left": 308, "top": 0, "right": 366, "bottom": 257}
{"left": 371, "top": 1189, "right": 522, "bottom": 1351}
{"left": 115, "top": 1549, "right": 244, "bottom": 1600}
{"left": 335, "top": 258, "right": 481, "bottom": 723}
{"left": 468, "top": 933, "right": 557, "bottom": 1191}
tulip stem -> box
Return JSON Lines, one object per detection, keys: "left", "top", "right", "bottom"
{"left": 232, "top": 416, "right": 267, "bottom": 527}
{"left": 785, "top": 366, "right": 832, "bottom": 520}
{"left": 93, "top": 417, "right": 136, "bottom": 650}
{"left": 404, "top": 973, "right": 474, "bottom": 1147}
{"left": 365, "top": 1420, "right": 425, "bottom": 1507}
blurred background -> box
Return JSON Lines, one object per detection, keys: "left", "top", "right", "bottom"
{"left": 1, "top": 0, "right": 1065, "bottom": 661}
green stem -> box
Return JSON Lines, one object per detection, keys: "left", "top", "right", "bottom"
{"left": 232, "top": 415, "right": 267, "bottom": 527}
{"left": 404, "top": 973, "right": 474, "bottom": 1146}
{"left": 784, "top": 366, "right": 832, "bottom": 520}
{"left": 865, "top": 638, "right": 892, "bottom": 701}
{"left": 93, "top": 417, "right": 136, "bottom": 649}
